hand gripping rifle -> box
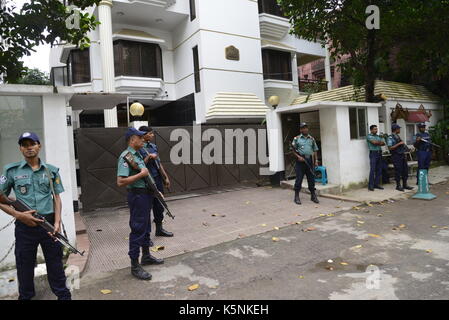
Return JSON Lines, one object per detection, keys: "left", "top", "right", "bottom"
{"left": 290, "top": 146, "right": 316, "bottom": 178}
{"left": 5, "top": 197, "right": 84, "bottom": 256}
{"left": 123, "top": 152, "right": 175, "bottom": 219}
{"left": 420, "top": 138, "right": 441, "bottom": 148}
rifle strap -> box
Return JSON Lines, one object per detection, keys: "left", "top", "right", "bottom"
{"left": 45, "top": 168, "right": 68, "bottom": 239}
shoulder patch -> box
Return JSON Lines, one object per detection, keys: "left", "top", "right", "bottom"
{"left": 0, "top": 175, "right": 7, "bottom": 184}
{"left": 122, "top": 162, "right": 129, "bottom": 168}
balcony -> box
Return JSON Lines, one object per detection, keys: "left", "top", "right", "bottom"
{"left": 115, "top": 76, "right": 164, "bottom": 97}
{"left": 259, "top": 14, "right": 290, "bottom": 39}
{"left": 127, "top": 0, "right": 176, "bottom": 8}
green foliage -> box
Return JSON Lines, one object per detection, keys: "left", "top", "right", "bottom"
{"left": 301, "top": 81, "right": 327, "bottom": 94}
{"left": 0, "top": 0, "right": 100, "bottom": 82}
{"left": 429, "top": 103, "right": 449, "bottom": 163}
{"left": 12, "top": 68, "right": 50, "bottom": 85}
{"left": 277, "top": 0, "right": 449, "bottom": 102}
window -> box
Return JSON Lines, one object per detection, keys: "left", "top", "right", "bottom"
{"left": 192, "top": 46, "right": 200, "bottom": 93}
{"left": 258, "top": 0, "right": 285, "bottom": 17}
{"left": 406, "top": 123, "right": 417, "bottom": 145}
{"left": 113, "top": 40, "right": 163, "bottom": 78}
{"left": 68, "top": 49, "right": 91, "bottom": 84}
{"left": 262, "top": 49, "right": 292, "bottom": 81}
{"left": 349, "top": 107, "right": 367, "bottom": 139}
{"left": 189, "top": 0, "right": 196, "bottom": 21}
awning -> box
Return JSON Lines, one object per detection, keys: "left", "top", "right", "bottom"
{"left": 407, "top": 111, "right": 429, "bottom": 123}
{"left": 112, "top": 29, "right": 165, "bottom": 45}
{"left": 69, "top": 92, "right": 129, "bottom": 111}
{"left": 206, "top": 92, "right": 270, "bottom": 120}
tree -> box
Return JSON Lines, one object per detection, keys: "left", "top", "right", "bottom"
{"left": 277, "top": 0, "right": 449, "bottom": 102}
{"left": 0, "top": 0, "right": 100, "bottom": 83}
{"left": 12, "top": 68, "right": 51, "bottom": 85}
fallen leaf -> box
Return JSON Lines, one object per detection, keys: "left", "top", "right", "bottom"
{"left": 296, "top": 214, "right": 301, "bottom": 216}
{"left": 327, "top": 259, "right": 334, "bottom": 263}
{"left": 211, "top": 214, "right": 217, "bottom": 217}
{"left": 151, "top": 246, "right": 165, "bottom": 252}
{"left": 441, "top": 226, "right": 448, "bottom": 230}
{"left": 319, "top": 214, "right": 326, "bottom": 217}
{"left": 353, "top": 206, "right": 361, "bottom": 210}
{"left": 377, "top": 214, "right": 383, "bottom": 217}
{"left": 303, "top": 227, "right": 316, "bottom": 232}
{"left": 274, "top": 227, "right": 280, "bottom": 230}
{"left": 272, "top": 237, "right": 280, "bottom": 242}
{"left": 202, "top": 222, "right": 210, "bottom": 227}
{"left": 295, "top": 222, "right": 302, "bottom": 225}
{"left": 164, "top": 293, "right": 175, "bottom": 297}
{"left": 368, "top": 233, "right": 381, "bottom": 238}
{"left": 357, "top": 221, "right": 365, "bottom": 224}
{"left": 352, "top": 245, "right": 363, "bottom": 250}
{"left": 326, "top": 266, "right": 334, "bottom": 271}
{"left": 124, "top": 237, "right": 129, "bottom": 240}
{"left": 399, "top": 224, "right": 406, "bottom": 229}
{"left": 426, "top": 249, "right": 433, "bottom": 253}
{"left": 298, "top": 275, "right": 304, "bottom": 279}
{"left": 8, "top": 278, "right": 15, "bottom": 282}
{"left": 327, "top": 213, "right": 335, "bottom": 217}
{"left": 238, "top": 234, "right": 246, "bottom": 238}
{"left": 261, "top": 224, "right": 267, "bottom": 227}
{"left": 100, "top": 289, "right": 112, "bottom": 295}
{"left": 335, "top": 206, "right": 341, "bottom": 208}
{"left": 340, "top": 262, "right": 349, "bottom": 266}
{"left": 188, "top": 284, "right": 200, "bottom": 291}
{"left": 245, "top": 201, "right": 251, "bottom": 205}
{"left": 431, "top": 225, "right": 438, "bottom": 229}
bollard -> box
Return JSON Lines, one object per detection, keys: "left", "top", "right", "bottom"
{"left": 412, "top": 169, "right": 436, "bottom": 200}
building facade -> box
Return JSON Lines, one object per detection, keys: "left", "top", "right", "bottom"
{"left": 49, "top": 0, "right": 330, "bottom": 128}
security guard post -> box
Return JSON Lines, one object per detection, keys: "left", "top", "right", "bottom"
{"left": 117, "top": 128, "right": 164, "bottom": 281}
{"left": 387, "top": 124, "right": 413, "bottom": 191}
{"left": 413, "top": 122, "right": 432, "bottom": 184}
{"left": 291, "top": 122, "right": 319, "bottom": 205}
{"left": 138, "top": 126, "right": 173, "bottom": 238}
{"left": 366, "top": 124, "right": 385, "bottom": 191}
{"left": 0, "top": 132, "right": 71, "bottom": 300}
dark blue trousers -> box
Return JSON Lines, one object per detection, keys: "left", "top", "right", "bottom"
{"left": 294, "top": 158, "right": 315, "bottom": 192}
{"left": 368, "top": 151, "right": 382, "bottom": 188}
{"left": 127, "top": 192, "right": 154, "bottom": 260}
{"left": 417, "top": 150, "right": 431, "bottom": 183}
{"left": 152, "top": 175, "right": 164, "bottom": 224}
{"left": 14, "top": 218, "right": 71, "bottom": 300}
{"left": 391, "top": 153, "right": 409, "bottom": 185}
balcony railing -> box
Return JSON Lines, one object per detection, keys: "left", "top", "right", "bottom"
{"left": 298, "top": 78, "right": 328, "bottom": 93}
{"left": 258, "top": 0, "right": 286, "bottom": 18}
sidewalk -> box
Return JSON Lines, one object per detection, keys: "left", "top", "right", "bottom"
{"left": 82, "top": 186, "right": 357, "bottom": 275}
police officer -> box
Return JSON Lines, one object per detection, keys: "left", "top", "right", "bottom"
{"left": 0, "top": 132, "right": 71, "bottom": 300}
{"left": 117, "top": 128, "right": 163, "bottom": 281}
{"left": 291, "top": 122, "right": 319, "bottom": 205}
{"left": 387, "top": 124, "right": 413, "bottom": 191}
{"left": 138, "top": 126, "right": 173, "bottom": 239}
{"left": 366, "top": 124, "right": 385, "bottom": 191}
{"left": 413, "top": 122, "right": 432, "bottom": 184}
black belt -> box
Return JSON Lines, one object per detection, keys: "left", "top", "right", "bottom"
{"left": 128, "top": 188, "right": 153, "bottom": 195}
{"left": 369, "top": 150, "right": 382, "bottom": 153}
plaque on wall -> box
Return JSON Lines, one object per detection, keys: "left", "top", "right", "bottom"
{"left": 225, "top": 46, "right": 240, "bottom": 61}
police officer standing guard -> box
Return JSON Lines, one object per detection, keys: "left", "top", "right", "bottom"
{"left": 138, "top": 126, "right": 173, "bottom": 239}
{"left": 117, "top": 128, "right": 163, "bottom": 281}
{"left": 387, "top": 124, "right": 414, "bottom": 191}
{"left": 366, "top": 125, "right": 385, "bottom": 191}
{"left": 413, "top": 123, "right": 433, "bottom": 184}
{"left": 0, "top": 132, "right": 71, "bottom": 300}
{"left": 291, "top": 123, "right": 319, "bottom": 205}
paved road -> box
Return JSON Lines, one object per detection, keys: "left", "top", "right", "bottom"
{"left": 38, "top": 181, "right": 449, "bottom": 300}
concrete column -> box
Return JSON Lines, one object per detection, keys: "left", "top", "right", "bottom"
{"left": 266, "top": 110, "right": 285, "bottom": 173}
{"left": 324, "top": 41, "right": 332, "bottom": 90}
{"left": 98, "top": 0, "right": 118, "bottom": 127}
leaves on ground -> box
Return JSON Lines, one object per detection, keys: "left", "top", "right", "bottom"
{"left": 202, "top": 222, "right": 210, "bottom": 227}
{"left": 188, "top": 284, "right": 200, "bottom": 291}
{"left": 326, "top": 266, "right": 334, "bottom": 271}
{"left": 302, "top": 227, "right": 316, "bottom": 232}
{"left": 211, "top": 214, "right": 226, "bottom": 217}
{"left": 272, "top": 237, "right": 280, "bottom": 242}
{"left": 327, "top": 213, "right": 335, "bottom": 217}
{"left": 351, "top": 245, "right": 363, "bottom": 250}
{"left": 151, "top": 246, "right": 165, "bottom": 252}
{"left": 245, "top": 201, "right": 251, "bottom": 205}
{"left": 353, "top": 206, "right": 361, "bottom": 210}
{"left": 274, "top": 227, "right": 280, "bottom": 230}
{"left": 340, "top": 262, "right": 349, "bottom": 266}
{"left": 298, "top": 275, "right": 304, "bottom": 279}
{"left": 368, "top": 233, "right": 381, "bottom": 238}
{"left": 357, "top": 221, "right": 365, "bottom": 224}
{"left": 100, "top": 289, "right": 112, "bottom": 295}
{"left": 426, "top": 249, "right": 433, "bottom": 253}
{"left": 261, "top": 223, "right": 267, "bottom": 227}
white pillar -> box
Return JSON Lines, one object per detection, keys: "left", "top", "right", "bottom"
{"left": 98, "top": 0, "right": 118, "bottom": 127}
{"left": 324, "top": 41, "right": 332, "bottom": 91}
{"left": 266, "top": 110, "right": 285, "bottom": 173}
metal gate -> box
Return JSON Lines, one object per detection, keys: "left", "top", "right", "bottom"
{"left": 76, "top": 125, "right": 266, "bottom": 212}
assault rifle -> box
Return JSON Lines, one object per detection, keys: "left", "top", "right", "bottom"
{"left": 7, "top": 198, "right": 84, "bottom": 256}
{"left": 123, "top": 152, "right": 175, "bottom": 219}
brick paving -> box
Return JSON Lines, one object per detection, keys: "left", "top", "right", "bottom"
{"left": 81, "top": 186, "right": 357, "bottom": 275}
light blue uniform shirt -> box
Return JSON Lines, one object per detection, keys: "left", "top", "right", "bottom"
{"left": 0, "top": 159, "right": 64, "bottom": 215}
{"left": 117, "top": 146, "right": 147, "bottom": 189}
{"left": 366, "top": 133, "right": 383, "bottom": 151}
{"left": 292, "top": 134, "right": 319, "bottom": 157}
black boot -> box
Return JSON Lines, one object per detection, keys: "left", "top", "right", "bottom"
{"left": 294, "top": 190, "right": 301, "bottom": 205}
{"left": 310, "top": 191, "right": 319, "bottom": 204}
{"left": 141, "top": 247, "right": 164, "bottom": 265}
{"left": 403, "top": 184, "right": 413, "bottom": 190}
{"left": 396, "top": 183, "right": 404, "bottom": 191}
{"left": 131, "top": 259, "right": 152, "bottom": 280}
{"left": 155, "top": 222, "right": 174, "bottom": 237}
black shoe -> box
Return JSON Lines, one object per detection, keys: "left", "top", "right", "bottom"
{"left": 368, "top": 187, "right": 375, "bottom": 191}
{"left": 141, "top": 254, "right": 164, "bottom": 266}
{"left": 294, "top": 191, "right": 301, "bottom": 205}
{"left": 149, "top": 239, "right": 153, "bottom": 247}
{"left": 311, "top": 192, "right": 319, "bottom": 204}
{"left": 155, "top": 223, "right": 174, "bottom": 237}
{"left": 374, "top": 186, "right": 384, "bottom": 190}
{"left": 131, "top": 259, "right": 152, "bottom": 280}
{"left": 403, "top": 185, "right": 414, "bottom": 190}
{"left": 396, "top": 185, "right": 404, "bottom": 191}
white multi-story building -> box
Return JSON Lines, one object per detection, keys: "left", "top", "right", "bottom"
{"left": 49, "top": 0, "right": 330, "bottom": 127}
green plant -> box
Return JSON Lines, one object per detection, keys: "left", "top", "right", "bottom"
{"left": 429, "top": 116, "right": 449, "bottom": 164}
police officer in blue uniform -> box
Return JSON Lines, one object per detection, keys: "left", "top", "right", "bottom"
{"left": 291, "top": 123, "right": 319, "bottom": 205}
{"left": 413, "top": 122, "right": 432, "bottom": 184}
{"left": 387, "top": 124, "right": 414, "bottom": 191}
{"left": 366, "top": 124, "right": 385, "bottom": 191}
{"left": 117, "top": 128, "right": 163, "bottom": 281}
{"left": 138, "top": 126, "right": 173, "bottom": 239}
{"left": 0, "top": 132, "right": 71, "bottom": 300}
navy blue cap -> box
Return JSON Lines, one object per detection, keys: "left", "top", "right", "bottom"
{"left": 126, "top": 127, "right": 145, "bottom": 140}
{"left": 392, "top": 124, "right": 401, "bottom": 130}
{"left": 18, "top": 132, "right": 40, "bottom": 145}
{"left": 300, "top": 122, "right": 308, "bottom": 128}
{"left": 138, "top": 126, "right": 154, "bottom": 133}
{"left": 417, "top": 122, "right": 426, "bottom": 128}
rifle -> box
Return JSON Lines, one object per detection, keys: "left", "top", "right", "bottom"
{"left": 420, "top": 138, "right": 441, "bottom": 148}
{"left": 392, "top": 133, "right": 410, "bottom": 153}
{"left": 140, "top": 145, "right": 172, "bottom": 193}
{"left": 291, "top": 147, "right": 316, "bottom": 178}
{"left": 123, "top": 152, "right": 175, "bottom": 220}
{"left": 7, "top": 197, "right": 84, "bottom": 256}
